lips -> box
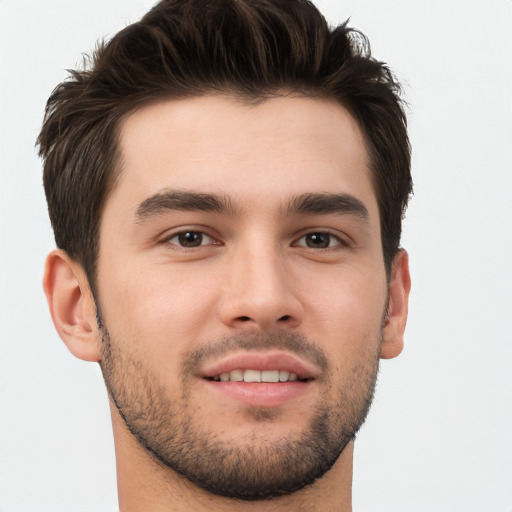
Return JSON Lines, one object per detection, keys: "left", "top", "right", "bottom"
{"left": 199, "top": 351, "right": 319, "bottom": 381}
{"left": 199, "top": 351, "right": 318, "bottom": 407}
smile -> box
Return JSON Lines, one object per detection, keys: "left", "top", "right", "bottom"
{"left": 209, "top": 369, "right": 306, "bottom": 382}
{"left": 200, "top": 352, "right": 317, "bottom": 407}
{"left": 199, "top": 351, "right": 319, "bottom": 382}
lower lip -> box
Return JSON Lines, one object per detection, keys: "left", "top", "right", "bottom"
{"left": 204, "top": 380, "right": 311, "bottom": 407}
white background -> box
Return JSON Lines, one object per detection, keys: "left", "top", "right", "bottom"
{"left": 0, "top": 0, "right": 511, "bottom": 510}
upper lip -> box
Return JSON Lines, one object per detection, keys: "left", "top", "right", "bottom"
{"left": 198, "top": 351, "right": 320, "bottom": 380}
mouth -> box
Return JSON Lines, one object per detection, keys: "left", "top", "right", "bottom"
{"left": 199, "top": 351, "right": 317, "bottom": 407}
{"left": 207, "top": 369, "right": 308, "bottom": 383}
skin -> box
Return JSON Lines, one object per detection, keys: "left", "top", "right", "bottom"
{"left": 44, "top": 95, "right": 411, "bottom": 511}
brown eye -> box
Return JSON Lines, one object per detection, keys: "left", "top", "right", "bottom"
{"left": 296, "top": 232, "right": 343, "bottom": 249}
{"left": 305, "top": 233, "right": 330, "bottom": 248}
{"left": 167, "top": 231, "right": 214, "bottom": 248}
{"left": 178, "top": 231, "right": 203, "bottom": 247}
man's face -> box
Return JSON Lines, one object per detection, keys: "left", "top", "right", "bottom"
{"left": 96, "top": 95, "right": 390, "bottom": 499}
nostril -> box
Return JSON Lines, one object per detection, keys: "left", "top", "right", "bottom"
{"left": 239, "top": 316, "right": 251, "bottom": 322}
{"left": 279, "top": 315, "right": 291, "bottom": 321}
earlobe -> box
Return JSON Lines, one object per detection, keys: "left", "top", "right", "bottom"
{"left": 43, "top": 249, "right": 101, "bottom": 362}
{"left": 380, "top": 249, "right": 411, "bottom": 359}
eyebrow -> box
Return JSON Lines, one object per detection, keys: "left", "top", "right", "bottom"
{"left": 135, "top": 189, "right": 239, "bottom": 221}
{"left": 284, "top": 193, "right": 369, "bottom": 221}
{"left": 135, "top": 189, "right": 369, "bottom": 222}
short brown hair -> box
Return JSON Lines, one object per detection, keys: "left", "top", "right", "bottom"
{"left": 38, "top": 0, "right": 412, "bottom": 290}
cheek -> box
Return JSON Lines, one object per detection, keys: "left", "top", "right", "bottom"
{"left": 96, "top": 262, "right": 220, "bottom": 371}
{"left": 304, "top": 268, "right": 387, "bottom": 367}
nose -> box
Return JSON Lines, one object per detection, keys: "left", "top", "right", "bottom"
{"left": 217, "top": 242, "right": 303, "bottom": 332}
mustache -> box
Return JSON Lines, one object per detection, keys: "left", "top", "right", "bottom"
{"left": 181, "top": 331, "right": 329, "bottom": 377}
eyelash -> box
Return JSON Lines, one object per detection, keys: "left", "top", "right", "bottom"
{"left": 163, "top": 230, "right": 220, "bottom": 249}
{"left": 161, "top": 229, "right": 349, "bottom": 251}
{"left": 293, "top": 231, "right": 348, "bottom": 250}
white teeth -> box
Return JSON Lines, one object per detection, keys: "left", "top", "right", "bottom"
{"left": 229, "top": 369, "right": 244, "bottom": 382}
{"left": 212, "top": 369, "right": 304, "bottom": 382}
{"left": 261, "top": 370, "right": 279, "bottom": 383}
{"left": 244, "top": 369, "right": 261, "bottom": 382}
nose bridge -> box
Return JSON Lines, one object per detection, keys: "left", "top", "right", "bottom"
{"left": 240, "top": 241, "right": 284, "bottom": 298}
{"left": 218, "top": 235, "right": 302, "bottom": 330}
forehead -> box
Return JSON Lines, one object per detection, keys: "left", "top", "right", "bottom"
{"left": 111, "top": 94, "right": 377, "bottom": 218}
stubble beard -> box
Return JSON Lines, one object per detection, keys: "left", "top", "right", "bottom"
{"left": 99, "top": 326, "right": 381, "bottom": 501}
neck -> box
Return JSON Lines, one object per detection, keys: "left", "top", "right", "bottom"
{"left": 111, "top": 404, "right": 353, "bottom": 512}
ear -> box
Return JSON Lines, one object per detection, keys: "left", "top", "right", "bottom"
{"left": 43, "top": 249, "right": 101, "bottom": 362}
{"left": 380, "top": 249, "right": 411, "bottom": 359}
